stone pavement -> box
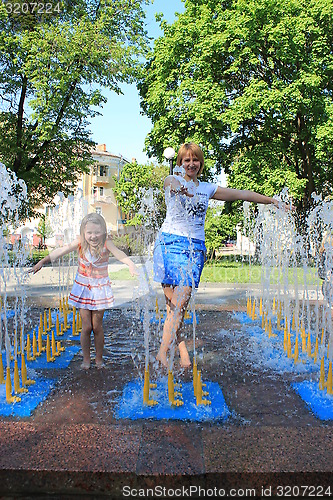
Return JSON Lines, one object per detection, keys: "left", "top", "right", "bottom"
{"left": 1, "top": 272, "right": 333, "bottom": 498}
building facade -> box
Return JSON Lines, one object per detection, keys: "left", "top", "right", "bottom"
{"left": 82, "top": 144, "right": 131, "bottom": 235}
{"left": 15, "top": 144, "right": 132, "bottom": 248}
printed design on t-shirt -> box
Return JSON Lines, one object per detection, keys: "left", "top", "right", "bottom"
{"left": 184, "top": 192, "right": 209, "bottom": 218}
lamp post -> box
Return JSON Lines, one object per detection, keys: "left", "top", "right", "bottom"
{"left": 163, "top": 147, "right": 176, "bottom": 175}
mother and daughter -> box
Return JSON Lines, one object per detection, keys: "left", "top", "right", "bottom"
{"left": 31, "top": 142, "right": 286, "bottom": 373}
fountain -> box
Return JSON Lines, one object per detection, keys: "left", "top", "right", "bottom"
{"left": 2, "top": 153, "right": 332, "bottom": 423}
{"left": 236, "top": 192, "right": 333, "bottom": 420}
{"left": 0, "top": 166, "right": 83, "bottom": 416}
{"left": 115, "top": 177, "right": 230, "bottom": 421}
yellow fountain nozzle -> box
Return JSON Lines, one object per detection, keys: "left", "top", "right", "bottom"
{"left": 46, "top": 335, "right": 55, "bottom": 363}
{"left": 0, "top": 353, "right": 4, "bottom": 384}
{"left": 21, "top": 353, "right": 35, "bottom": 386}
{"left": 14, "top": 360, "right": 28, "bottom": 394}
{"left": 319, "top": 357, "right": 325, "bottom": 390}
{"left": 146, "top": 399, "right": 158, "bottom": 406}
{"left": 143, "top": 367, "right": 158, "bottom": 406}
{"left": 171, "top": 399, "right": 184, "bottom": 407}
{"left": 327, "top": 361, "right": 332, "bottom": 395}
{"left": 6, "top": 367, "right": 21, "bottom": 403}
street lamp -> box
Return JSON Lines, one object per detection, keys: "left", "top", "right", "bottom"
{"left": 163, "top": 147, "right": 176, "bottom": 175}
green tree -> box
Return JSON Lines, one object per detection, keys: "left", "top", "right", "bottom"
{"left": 139, "top": 0, "right": 333, "bottom": 218}
{"left": 0, "top": 0, "right": 148, "bottom": 213}
{"left": 113, "top": 161, "right": 168, "bottom": 231}
{"left": 205, "top": 205, "right": 238, "bottom": 258}
{"left": 36, "top": 213, "right": 53, "bottom": 248}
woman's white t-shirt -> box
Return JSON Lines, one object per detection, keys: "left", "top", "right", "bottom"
{"left": 160, "top": 175, "right": 218, "bottom": 241}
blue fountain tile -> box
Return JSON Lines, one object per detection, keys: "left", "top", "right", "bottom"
{"left": 234, "top": 312, "right": 319, "bottom": 374}
{"left": 115, "top": 378, "right": 230, "bottom": 422}
{"left": 1, "top": 345, "right": 81, "bottom": 370}
{"left": 148, "top": 311, "right": 199, "bottom": 325}
{"left": 25, "top": 345, "right": 81, "bottom": 369}
{"left": 0, "top": 377, "right": 56, "bottom": 417}
{"left": 292, "top": 381, "right": 333, "bottom": 420}
{"left": 1, "top": 310, "right": 15, "bottom": 320}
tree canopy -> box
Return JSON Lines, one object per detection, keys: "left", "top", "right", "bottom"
{"left": 0, "top": 0, "right": 148, "bottom": 213}
{"left": 138, "top": 0, "right": 333, "bottom": 215}
{"left": 113, "top": 161, "right": 168, "bottom": 231}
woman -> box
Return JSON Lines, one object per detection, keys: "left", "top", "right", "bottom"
{"left": 154, "top": 142, "right": 282, "bottom": 370}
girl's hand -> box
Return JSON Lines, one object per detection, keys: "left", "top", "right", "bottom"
{"left": 28, "top": 261, "right": 44, "bottom": 274}
{"left": 128, "top": 262, "right": 139, "bottom": 277}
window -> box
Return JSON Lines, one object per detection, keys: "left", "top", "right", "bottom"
{"left": 99, "top": 165, "right": 108, "bottom": 176}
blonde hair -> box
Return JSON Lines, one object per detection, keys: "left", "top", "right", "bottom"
{"left": 176, "top": 143, "right": 205, "bottom": 176}
{"left": 80, "top": 213, "right": 107, "bottom": 256}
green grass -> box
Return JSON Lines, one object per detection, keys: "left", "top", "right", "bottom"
{"left": 201, "top": 261, "right": 263, "bottom": 283}
{"left": 201, "top": 260, "right": 319, "bottom": 284}
{"left": 109, "top": 260, "right": 320, "bottom": 285}
{"left": 109, "top": 268, "right": 138, "bottom": 280}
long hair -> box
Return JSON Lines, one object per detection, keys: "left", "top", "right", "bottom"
{"left": 176, "top": 142, "right": 205, "bottom": 176}
{"left": 80, "top": 213, "right": 107, "bottom": 257}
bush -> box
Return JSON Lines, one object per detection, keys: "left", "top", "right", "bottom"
{"left": 111, "top": 234, "right": 146, "bottom": 256}
{"left": 26, "top": 249, "right": 77, "bottom": 266}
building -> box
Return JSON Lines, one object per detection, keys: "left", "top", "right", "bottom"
{"left": 14, "top": 144, "right": 132, "bottom": 248}
{"left": 81, "top": 143, "right": 131, "bottom": 235}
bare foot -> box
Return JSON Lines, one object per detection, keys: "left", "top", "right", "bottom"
{"left": 179, "top": 341, "right": 191, "bottom": 369}
{"left": 80, "top": 361, "right": 90, "bottom": 370}
{"left": 95, "top": 359, "right": 105, "bottom": 369}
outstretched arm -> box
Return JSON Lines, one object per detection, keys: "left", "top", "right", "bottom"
{"left": 212, "top": 187, "right": 279, "bottom": 206}
{"left": 106, "top": 239, "right": 138, "bottom": 276}
{"left": 29, "top": 239, "right": 80, "bottom": 274}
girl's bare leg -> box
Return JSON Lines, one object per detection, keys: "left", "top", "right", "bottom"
{"left": 92, "top": 310, "right": 105, "bottom": 367}
{"left": 156, "top": 285, "right": 192, "bottom": 368}
{"left": 79, "top": 309, "right": 93, "bottom": 368}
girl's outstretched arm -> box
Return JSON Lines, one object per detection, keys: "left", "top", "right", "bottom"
{"left": 29, "top": 239, "right": 80, "bottom": 274}
{"left": 106, "top": 238, "right": 138, "bottom": 276}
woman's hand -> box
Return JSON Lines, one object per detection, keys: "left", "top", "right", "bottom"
{"left": 271, "top": 198, "right": 296, "bottom": 211}
{"left": 165, "top": 176, "right": 195, "bottom": 198}
{"left": 171, "top": 185, "right": 194, "bottom": 198}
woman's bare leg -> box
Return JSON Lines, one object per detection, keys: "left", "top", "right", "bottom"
{"left": 156, "top": 284, "right": 192, "bottom": 368}
{"left": 79, "top": 309, "right": 93, "bottom": 368}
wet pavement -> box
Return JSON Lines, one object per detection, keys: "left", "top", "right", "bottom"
{"left": 1, "top": 280, "right": 333, "bottom": 499}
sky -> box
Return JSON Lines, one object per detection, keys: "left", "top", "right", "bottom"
{"left": 89, "top": 0, "right": 185, "bottom": 165}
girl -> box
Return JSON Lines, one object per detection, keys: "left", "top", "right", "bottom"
{"left": 31, "top": 213, "right": 138, "bottom": 369}
{"left": 154, "top": 142, "right": 290, "bottom": 370}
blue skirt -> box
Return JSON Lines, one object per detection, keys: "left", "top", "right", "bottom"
{"left": 153, "top": 232, "right": 206, "bottom": 288}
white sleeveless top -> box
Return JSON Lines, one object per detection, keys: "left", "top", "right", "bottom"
{"left": 160, "top": 175, "right": 218, "bottom": 241}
